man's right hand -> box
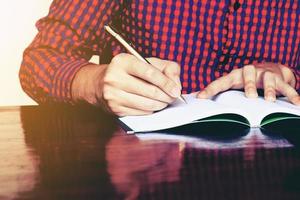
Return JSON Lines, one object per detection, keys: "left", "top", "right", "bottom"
{"left": 72, "top": 53, "right": 182, "bottom": 116}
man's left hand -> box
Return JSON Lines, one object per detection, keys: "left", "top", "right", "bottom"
{"left": 197, "top": 62, "right": 300, "bottom": 105}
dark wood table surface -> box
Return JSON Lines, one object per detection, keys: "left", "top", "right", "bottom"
{"left": 1, "top": 104, "right": 300, "bottom": 200}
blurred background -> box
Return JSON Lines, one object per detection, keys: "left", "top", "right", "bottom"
{"left": 0, "top": 1, "right": 52, "bottom": 106}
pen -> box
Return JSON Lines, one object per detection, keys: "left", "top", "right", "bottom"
{"left": 104, "top": 25, "right": 187, "bottom": 104}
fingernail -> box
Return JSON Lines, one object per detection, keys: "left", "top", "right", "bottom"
{"left": 247, "top": 89, "right": 258, "bottom": 98}
{"left": 171, "top": 87, "right": 181, "bottom": 97}
{"left": 266, "top": 96, "right": 276, "bottom": 102}
{"left": 266, "top": 92, "right": 275, "bottom": 102}
{"left": 291, "top": 96, "right": 300, "bottom": 106}
{"left": 295, "top": 99, "right": 300, "bottom": 106}
{"left": 197, "top": 90, "right": 207, "bottom": 99}
{"left": 176, "top": 77, "right": 182, "bottom": 89}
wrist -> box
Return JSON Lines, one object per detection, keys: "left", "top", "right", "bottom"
{"left": 72, "top": 64, "right": 108, "bottom": 104}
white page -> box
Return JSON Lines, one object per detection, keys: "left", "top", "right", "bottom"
{"left": 214, "top": 90, "right": 300, "bottom": 127}
{"left": 120, "top": 90, "right": 300, "bottom": 132}
{"left": 119, "top": 93, "right": 245, "bottom": 133}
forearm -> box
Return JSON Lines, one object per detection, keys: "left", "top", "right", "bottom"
{"left": 19, "top": 48, "right": 92, "bottom": 103}
{"left": 19, "top": 0, "right": 120, "bottom": 104}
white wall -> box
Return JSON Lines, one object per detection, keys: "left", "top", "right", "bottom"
{"left": 0, "top": 1, "right": 53, "bottom": 106}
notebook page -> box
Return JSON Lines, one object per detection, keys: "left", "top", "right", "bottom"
{"left": 119, "top": 94, "right": 244, "bottom": 133}
{"left": 214, "top": 90, "right": 300, "bottom": 127}
{"left": 276, "top": 97, "right": 300, "bottom": 111}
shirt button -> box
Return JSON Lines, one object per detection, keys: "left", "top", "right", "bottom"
{"left": 220, "top": 54, "right": 230, "bottom": 66}
{"left": 234, "top": 1, "right": 241, "bottom": 11}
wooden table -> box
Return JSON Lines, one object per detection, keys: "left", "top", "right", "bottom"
{"left": 1, "top": 105, "right": 300, "bottom": 200}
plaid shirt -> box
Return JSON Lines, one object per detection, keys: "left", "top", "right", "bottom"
{"left": 20, "top": 0, "right": 300, "bottom": 103}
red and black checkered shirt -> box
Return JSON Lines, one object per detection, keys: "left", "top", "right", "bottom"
{"left": 19, "top": 0, "right": 300, "bottom": 103}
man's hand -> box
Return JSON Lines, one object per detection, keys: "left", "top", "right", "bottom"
{"left": 72, "top": 53, "right": 182, "bottom": 116}
{"left": 197, "top": 62, "right": 300, "bottom": 105}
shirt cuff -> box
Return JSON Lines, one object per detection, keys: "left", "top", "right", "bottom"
{"left": 51, "top": 60, "right": 92, "bottom": 103}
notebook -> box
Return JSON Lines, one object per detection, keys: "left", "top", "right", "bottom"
{"left": 119, "top": 90, "right": 300, "bottom": 134}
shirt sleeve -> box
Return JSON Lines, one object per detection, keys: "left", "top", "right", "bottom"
{"left": 19, "top": 0, "right": 121, "bottom": 103}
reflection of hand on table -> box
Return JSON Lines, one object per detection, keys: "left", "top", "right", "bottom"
{"left": 106, "top": 129, "right": 183, "bottom": 199}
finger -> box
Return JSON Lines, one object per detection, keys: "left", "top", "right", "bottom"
{"left": 147, "top": 58, "right": 182, "bottom": 89}
{"left": 114, "top": 106, "right": 153, "bottom": 117}
{"left": 126, "top": 57, "right": 181, "bottom": 98}
{"left": 111, "top": 73, "right": 174, "bottom": 104}
{"left": 275, "top": 78, "right": 300, "bottom": 105}
{"left": 108, "top": 87, "right": 168, "bottom": 111}
{"left": 164, "top": 66, "right": 182, "bottom": 90}
{"left": 197, "top": 73, "right": 235, "bottom": 99}
{"left": 243, "top": 65, "right": 258, "bottom": 98}
{"left": 163, "top": 62, "right": 181, "bottom": 89}
{"left": 263, "top": 71, "right": 276, "bottom": 102}
{"left": 290, "top": 96, "right": 300, "bottom": 106}
{"left": 278, "top": 64, "right": 296, "bottom": 85}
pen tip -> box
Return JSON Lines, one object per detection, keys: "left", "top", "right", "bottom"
{"left": 180, "top": 96, "right": 187, "bottom": 104}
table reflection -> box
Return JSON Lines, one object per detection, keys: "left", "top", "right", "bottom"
{"left": 106, "top": 129, "right": 183, "bottom": 200}
{"left": 106, "top": 129, "right": 300, "bottom": 200}
{"left": 15, "top": 105, "right": 300, "bottom": 200}
{"left": 0, "top": 108, "right": 38, "bottom": 200}
{"left": 19, "top": 105, "right": 118, "bottom": 199}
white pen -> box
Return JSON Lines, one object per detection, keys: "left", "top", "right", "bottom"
{"left": 104, "top": 25, "right": 187, "bottom": 104}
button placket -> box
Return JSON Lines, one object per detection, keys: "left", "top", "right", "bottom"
{"left": 218, "top": 0, "right": 245, "bottom": 68}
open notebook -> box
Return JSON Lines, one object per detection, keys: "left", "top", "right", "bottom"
{"left": 119, "top": 90, "right": 300, "bottom": 134}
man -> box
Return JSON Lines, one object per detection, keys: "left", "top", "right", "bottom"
{"left": 20, "top": 0, "right": 300, "bottom": 116}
